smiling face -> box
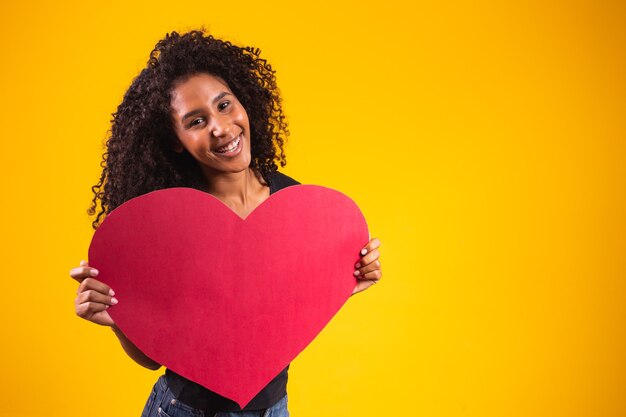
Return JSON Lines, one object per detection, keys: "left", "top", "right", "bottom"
{"left": 170, "top": 73, "right": 252, "bottom": 179}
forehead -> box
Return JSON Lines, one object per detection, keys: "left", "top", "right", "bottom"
{"left": 170, "top": 73, "right": 232, "bottom": 114}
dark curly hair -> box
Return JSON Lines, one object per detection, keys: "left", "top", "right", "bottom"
{"left": 88, "top": 28, "right": 288, "bottom": 229}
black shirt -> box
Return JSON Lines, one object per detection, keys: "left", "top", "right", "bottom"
{"left": 165, "top": 171, "right": 300, "bottom": 411}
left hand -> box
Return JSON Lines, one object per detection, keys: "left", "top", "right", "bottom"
{"left": 352, "top": 237, "right": 382, "bottom": 296}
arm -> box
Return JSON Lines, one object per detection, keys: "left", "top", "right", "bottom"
{"left": 111, "top": 324, "right": 162, "bottom": 371}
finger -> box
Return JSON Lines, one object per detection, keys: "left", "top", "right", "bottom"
{"left": 354, "top": 259, "right": 381, "bottom": 277}
{"left": 359, "top": 238, "right": 381, "bottom": 256}
{"left": 360, "top": 269, "right": 382, "bottom": 281}
{"left": 355, "top": 249, "right": 380, "bottom": 268}
{"left": 75, "top": 295, "right": 113, "bottom": 311}
{"left": 70, "top": 265, "right": 99, "bottom": 283}
{"left": 77, "top": 277, "right": 115, "bottom": 297}
{"left": 75, "top": 300, "right": 111, "bottom": 319}
{"left": 80, "top": 260, "right": 88, "bottom": 266}
{"left": 75, "top": 289, "right": 118, "bottom": 306}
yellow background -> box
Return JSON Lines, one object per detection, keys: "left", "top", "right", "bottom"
{"left": 1, "top": 0, "right": 625, "bottom": 416}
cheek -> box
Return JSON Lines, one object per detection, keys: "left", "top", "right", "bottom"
{"left": 181, "top": 138, "right": 207, "bottom": 155}
{"left": 234, "top": 105, "right": 250, "bottom": 127}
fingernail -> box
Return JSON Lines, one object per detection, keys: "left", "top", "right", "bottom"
{"left": 90, "top": 269, "right": 99, "bottom": 276}
{"left": 111, "top": 297, "right": 118, "bottom": 305}
{"left": 355, "top": 263, "right": 361, "bottom": 269}
{"left": 354, "top": 270, "right": 360, "bottom": 276}
{"left": 360, "top": 248, "right": 367, "bottom": 255}
{"left": 109, "top": 289, "right": 115, "bottom": 296}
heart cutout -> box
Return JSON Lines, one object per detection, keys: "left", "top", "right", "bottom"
{"left": 88, "top": 185, "right": 369, "bottom": 408}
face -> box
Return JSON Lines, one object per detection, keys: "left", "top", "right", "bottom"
{"left": 170, "top": 73, "right": 251, "bottom": 177}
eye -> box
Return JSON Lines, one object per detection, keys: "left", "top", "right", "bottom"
{"left": 189, "top": 117, "right": 205, "bottom": 128}
{"left": 218, "top": 101, "right": 230, "bottom": 111}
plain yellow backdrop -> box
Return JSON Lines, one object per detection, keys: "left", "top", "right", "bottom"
{"left": 1, "top": 0, "right": 625, "bottom": 416}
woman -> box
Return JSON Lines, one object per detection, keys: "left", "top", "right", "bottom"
{"left": 70, "top": 29, "right": 382, "bottom": 417}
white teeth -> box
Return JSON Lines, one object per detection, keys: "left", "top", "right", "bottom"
{"left": 216, "top": 135, "right": 241, "bottom": 153}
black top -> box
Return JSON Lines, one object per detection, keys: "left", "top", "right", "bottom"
{"left": 165, "top": 171, "right": 300, "bottom": 412}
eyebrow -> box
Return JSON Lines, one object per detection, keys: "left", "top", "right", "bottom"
{"left": 180, "top": 91, "right": 232, "bottom": 122}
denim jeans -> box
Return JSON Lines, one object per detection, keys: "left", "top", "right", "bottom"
{"left": 140, "top": 374, "right": 289, "bottom": 417}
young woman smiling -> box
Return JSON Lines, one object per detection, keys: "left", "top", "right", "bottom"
{"left": 69, "top": 29, "right": 382, "bottom": 417}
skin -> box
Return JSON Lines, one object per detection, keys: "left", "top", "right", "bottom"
{"left": 70, "top": 73, "right": 382, "bottom": 370}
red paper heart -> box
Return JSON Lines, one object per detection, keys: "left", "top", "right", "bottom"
{"left": 88, "top": 185, "right": 368, "bottom": 408}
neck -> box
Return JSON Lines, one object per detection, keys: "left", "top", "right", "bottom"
{"left": 203, "top": 167, "right": 268, "bottom": 217}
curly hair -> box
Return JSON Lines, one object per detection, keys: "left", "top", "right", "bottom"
{"left": 88, "top": 28, "right": 288, "bottom": 229}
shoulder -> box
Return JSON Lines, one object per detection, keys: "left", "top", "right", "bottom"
{"left": 268, "top": 171, "right": 300, "bottom": 193}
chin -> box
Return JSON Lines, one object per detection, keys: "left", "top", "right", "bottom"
{"left": 210, "top": 156, "right": 252, "bottom": 175}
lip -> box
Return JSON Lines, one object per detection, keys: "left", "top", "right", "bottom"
{"left": 213, "top": 133, "right": 243, "bottom": 157}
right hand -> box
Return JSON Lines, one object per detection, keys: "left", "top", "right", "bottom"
{"left": 71, "top": 260, "right": 118, "bottom": 327}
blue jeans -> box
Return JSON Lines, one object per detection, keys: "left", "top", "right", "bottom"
{"left": 140, "top": 374, "right": 289, "bottom": 417}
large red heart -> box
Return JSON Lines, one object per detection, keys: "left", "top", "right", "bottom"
{"left": 88, "top": 185, "right": 368, "bottom": 408}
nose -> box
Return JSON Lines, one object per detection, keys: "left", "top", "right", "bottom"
{"left": 209, "top": 114, "right": 234, "bottom": 139}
